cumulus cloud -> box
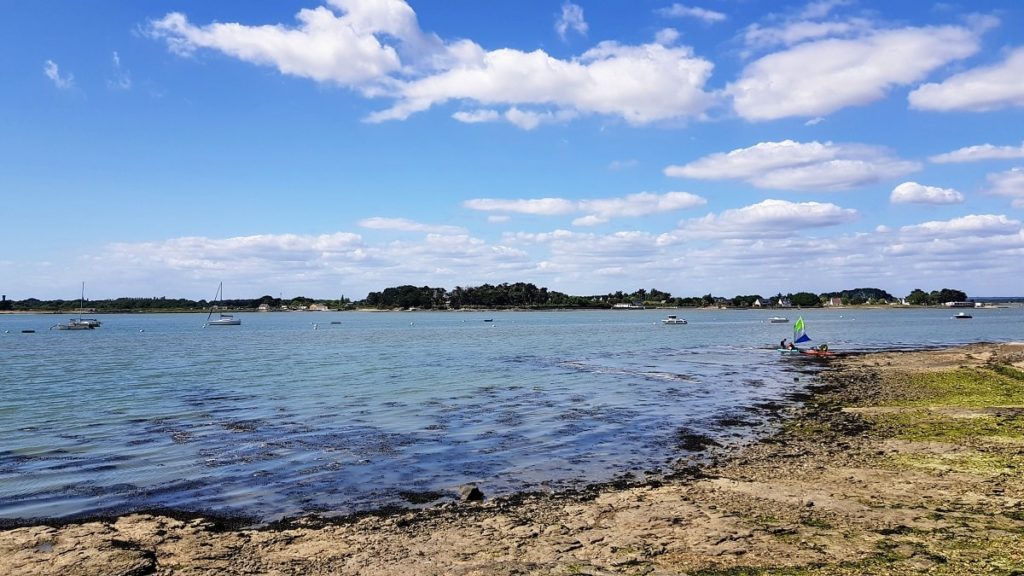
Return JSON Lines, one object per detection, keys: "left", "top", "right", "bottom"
{"left": 930, "top": 142, "right": 1024, "bottom": 163}
{"left": 664, "top": 140, "right": 919, "bottom": 191}
{"left": 881, "top": 214, "right": 1024, "bottom": 274}
{"left": 898, "top": 214, "right": 1021, "bottom": 238}
{"left": 890, "top": 182, "right": 964, "bottom": 205}
{"left": 55, "top": 206, "right": 1024, "bottom": 301}
{"left": 668, "top": 199, "right": 857, "bottom": 240}
{"left": 656, "top": 4, "right": 726, "bottom": 24}
{"left": 556, "top": 3, "right": 588, "bottom": 40}
{"left": 147, "top": 0, "right": 433, "bottom": 89}
{"left": 97, "top": 230, "right": 537, "bottom": 298}
{"left": 43, "top": 59, "right": 74, "bottom": 90}
{"left": 985, "top": 168, "right": 1024, "bottom": 208}
{"left": 369, "top": 41, "right": 715, "bottom": 126}
{"left": 466, "top": 191, "right": 706, "bottom": 225}
{"left": 358, "top": 217, "right": 465, "bottom": 234}
{"left": 730, "top": 25, "right": 981, "bottom": 120}
{"left": 150, "top": 1, "right": 715, "bottom": 128}
{"left": 909, "top": 47, "right": 1024, "bottom": 112}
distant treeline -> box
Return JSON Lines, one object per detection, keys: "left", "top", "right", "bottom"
{"left": 0, "top": 295, "right": 350, "bottom": 313}
{"left": 359, "top": 284, "right": 968, "bottom": 310}
{"left": 0, "top": 285, "right": 971, "bottom": 312}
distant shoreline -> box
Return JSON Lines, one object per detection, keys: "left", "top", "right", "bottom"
{"left": 3, "top": 303, "right": 1020, "bottom": 315}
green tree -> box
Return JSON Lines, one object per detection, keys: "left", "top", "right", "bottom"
{"left": 789, "top": 292, "right": 822, "bottom": 307}
{"left": 906, "top": 289, "right": 928, "bottom": 305}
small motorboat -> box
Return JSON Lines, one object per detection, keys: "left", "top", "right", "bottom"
{"left": 768, "top": 316, "right": 789, "bottom": 323}
{"left": 954, "top": 312, "right": 972, "bottom": 319}
{"left": 661, "top": 315, "right": 687, "bottom": 325}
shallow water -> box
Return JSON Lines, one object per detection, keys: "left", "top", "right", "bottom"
{"left": 1, "top": 306, "right": 1021, "bottom": 522}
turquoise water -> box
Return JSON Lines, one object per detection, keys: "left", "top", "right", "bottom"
{"left": 1, "top": 307, "right": 1022, "bottom": 523}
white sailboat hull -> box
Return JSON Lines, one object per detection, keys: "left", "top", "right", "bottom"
{"left": 207, "top": 316, "right": 241, "bottom": 326}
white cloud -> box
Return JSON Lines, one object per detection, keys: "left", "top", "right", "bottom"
{"left": 579, "top": 191, "right": 706, "bottom": 219}
{"left": 96, "top": 230, "right": 540, "bottom": 299}
{"left": 504, "top": 107, "right": 578, "bottom": 130}
{"left": 898, "top": 214, "right": 1021, "bottom": 238}
{"left": 654, "top": 28, "right": 680, "bottom": 46}
{"left": 368, "top": 41, "right": 715, "bottom": 126}
{"left": 452, "top": 109, "right": 500, "bottom": 124}
{"left": 656, "top": 4, "right": 727, "bottom": 24}
{"left": 664, "top": 140, "right": 919, "bottom": 191}
{"left": 108, "top": 51, "right": 132, "bottom": 90}
{"left": 466, "top": 191, "right": 706, "bottom": 225}
{"left": 800, "top": 0, "right": 849, "bottom": 20}
{"left": 147, "top": 1, "right": 423, "bottom": 88}
{"left": 43, "top": 60, "right": 74, "bottom": 90}
{"left": 890, "top": 182, "right": 964, "bottom": 205}
{"left": 24, "top": 206, "right": 1023, "bottom": 301}
{"left": 930, "top": 142, "right": 1024, "bottom": 163}
{"left": 730, "top": 25, "right": 981, "bottom": 120}
{"left": 743, "top": 17, "right": 873, "bottom": 51}
{"left": 909, "top": 47, "right": 1024, "bottom": 112}
{"left": 464, "top": 198, "right": 578, "bottom": 216}
{"left": 151, "top": 2, "right": 715, "bottom": 128}
{"left": 804, "top": 116, "right": 825, "bottom": 126}
{"left": 985, "top": 167, "right": 1024, "bottom": 207}
{"left": 668, "top": 199, "right": 857, "bottom": 240}
{"left": 572, "top": 214, "right": 608, "bottom": 226}
{"left": 358, "top": 217, "right": 466, "bottom": 234}
{"left": 452, "top": 107, "right": 577, "bottom": 129}
{"left": 556, "top": 3, "right": 588, "bottom": 40}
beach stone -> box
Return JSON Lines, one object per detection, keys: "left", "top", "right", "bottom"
{"left": 459, "top": 483, "right": 485, "bottom": 502}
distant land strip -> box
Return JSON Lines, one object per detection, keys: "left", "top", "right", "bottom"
{"left": 2, "top": 284, "right": 1015, "bottom": 313}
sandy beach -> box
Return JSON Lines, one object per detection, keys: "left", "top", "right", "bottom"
{"left": 3, "top": 343, "right": 1024, "bottom": 575}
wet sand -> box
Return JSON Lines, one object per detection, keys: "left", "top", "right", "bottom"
{"left": 3, "top": 343, "right": 1024, "bottom": 575}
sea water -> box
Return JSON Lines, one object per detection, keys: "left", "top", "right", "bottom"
{"left": 1, "top": 307, "right": 1022, "bottom": 522}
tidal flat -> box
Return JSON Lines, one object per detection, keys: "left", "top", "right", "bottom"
{"left": 3, "top": 343, "right": 1023, "bottom": 575}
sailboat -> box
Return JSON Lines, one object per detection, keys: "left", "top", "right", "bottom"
{"left": 794, "top": 316, "right": 834, "bottom": 356}
{"left": 205, "top": 282, "right": 241, "bottom": 326}
{"left": 793, "top": 316, "right": 811, "bottom": 345}
{"left": 54, "top": 282, "right": 98, "bottom": 330}
{"left": 777, "top": 316, "right": 812, "bottom": 354}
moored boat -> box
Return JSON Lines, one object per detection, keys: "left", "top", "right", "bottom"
{"left": 53, "top": 283, "right": 98, "bottom": 331}
{"left": 205, "top": 282, "right": 242, "bottom": 327}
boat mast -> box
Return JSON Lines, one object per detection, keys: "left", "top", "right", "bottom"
{"left": 206, "top": 282, "right": 222, "bottom": 323}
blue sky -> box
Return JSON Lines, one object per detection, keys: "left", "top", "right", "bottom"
{"left": 3, "top": 0, "right": 1023, "bottom": 300}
